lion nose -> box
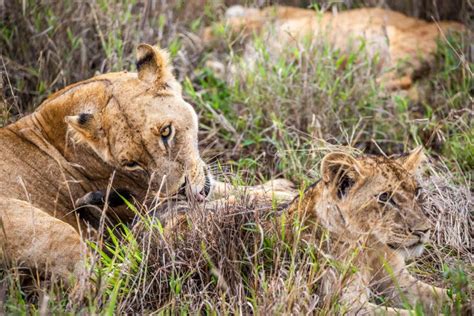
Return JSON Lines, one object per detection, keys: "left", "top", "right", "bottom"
{"left": 411, "top": 228, "right": 430, "bottom": 242}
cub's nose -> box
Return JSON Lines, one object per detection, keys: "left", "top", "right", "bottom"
{"left": 411, "top": 228, "right": 430, "bottom": 243}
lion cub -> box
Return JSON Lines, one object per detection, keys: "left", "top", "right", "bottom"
{"left": 285, "top": 147, "right": 450, "bottom": 314}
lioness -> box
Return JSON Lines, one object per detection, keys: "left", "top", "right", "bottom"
{"left": 0, "top": 44, "right": 291, "bottom": 283}
{"left": 204, "top": 5, "right": 466, "bottom": 90}
{"left": 281, "top": 147, "right": 451, "bottom": 314}
{"left": 0, "top": 44, "right": 210, "bottom": 281}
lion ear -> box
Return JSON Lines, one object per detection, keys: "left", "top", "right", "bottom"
{"left": 397, "top": 146, "right": 425, "bottom": 173}
{"left": 136, "top": 43, "right": 173, "bottom": 86}
{"left": 320, "top": 152, "right": 365, "bottom": 199}
{"left": 65, "top": 113, "right": 103, "bottom": 141}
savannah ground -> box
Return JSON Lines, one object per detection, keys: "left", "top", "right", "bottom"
{"left": 0, "top": 0, "right": 472, "bottom": 314}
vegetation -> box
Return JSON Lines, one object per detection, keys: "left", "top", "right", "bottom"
{"left": 1, "top": 0, "right": 472, "bottom": 314}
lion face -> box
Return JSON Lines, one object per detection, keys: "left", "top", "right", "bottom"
{"left": 65, "top": 44, "right": 211, "bottom": 201}
{"left": 320, "top": 147, "right": 430, "bottom": 258}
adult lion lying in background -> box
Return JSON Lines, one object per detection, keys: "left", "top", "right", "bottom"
{"left": 0, "top": 43, "right": 291, "bottom": 284}
{"left": 203, "top": 5, "right": 467, "bottom": 90}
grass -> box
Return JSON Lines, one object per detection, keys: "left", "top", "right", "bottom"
{"left": 194, "top": 30, "right": 472, "bottom": 182}
{"left": 0, "top": 0, "right": 472, "bottom": 314}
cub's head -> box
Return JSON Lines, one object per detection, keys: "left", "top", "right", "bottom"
{"left": 319, "top": 147, "right": 430, "bottom": 258}
{"left": 64, "top": 44, "right": 210, "bottom": 201}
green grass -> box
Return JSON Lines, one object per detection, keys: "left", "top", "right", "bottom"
{"left": 192, "top": 29, "right": 472, "bottom": 184}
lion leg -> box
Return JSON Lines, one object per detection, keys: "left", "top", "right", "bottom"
{"left": 340, "top": 286, "right": 412, "bottom": 315}
{"left": 210, "top": 179, "right": 296, "bottom": 202}
{"left": 0, "top": 198, "right": 86, "bottom": 285}
{"left": 209, "top": 180, "right": 233, "bottom": 199}
{"left": 387, "top": 269, "right": 449, "bottom": 313}
{"left": 336, "top": 273, "right": 412, "bottom": 315}
{"left": 363, "top": 303, "right": 411, "bottom": 316}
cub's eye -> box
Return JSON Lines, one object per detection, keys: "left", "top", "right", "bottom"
{"left": 161, "top": 125, "right": 172, "bottom": 138}
{"left": 379, "top": 192, "right": 390, "bottom": 202}
{"left": 378, "top": 192, "right": 396, "bottom": 206}
{"left": 122, "top": 161, "right": 141, "bottom": 170}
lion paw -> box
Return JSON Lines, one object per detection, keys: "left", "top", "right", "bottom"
{"left": 261, "top": 178, "right": 296, "bottom": 192}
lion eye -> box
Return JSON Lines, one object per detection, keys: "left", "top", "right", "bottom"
{"left": 122, "top": 161, "right": 141, "bottom": 170}
{"left": 161, "top": 125, "right": 172, "bottom": 138}
{"left": 378, "top": 192, "right": 396, "bottom": 206}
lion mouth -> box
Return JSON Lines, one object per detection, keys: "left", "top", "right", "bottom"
{"left": 178, "top": 179, "right": 188, "bottom": 196}
{"left": 193, "top": 171, "right": 212, "bottom": 202}
{"left": 201, "top": 171, "right": 212, "bottom": 197}
{"left": 387, "top": 241, "right": 426, "bottom": 258}
{"left": 177, "top": 170, "right": 212, "bottom": 202}
{"left": 387, "top": 241, "right": 423, "bottom": 250}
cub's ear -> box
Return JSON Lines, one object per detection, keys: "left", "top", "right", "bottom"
{"left": 136, "top": 43, "right": 173, "bottom": 86}
{"left": 320, "top": 152, "right": 364, "bottom": 199}
{"left": 65, "top": 113, "right": 103, "bottom": 141}
{"left": 397, "top": 146, "right": 425, "bottom": 173}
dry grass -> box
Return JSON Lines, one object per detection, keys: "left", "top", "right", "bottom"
{"left": 421, "top": 167, "right": 472, "bottom": 253}
{"left": 0, "top": 0, "right": 472, "bottom": 314}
